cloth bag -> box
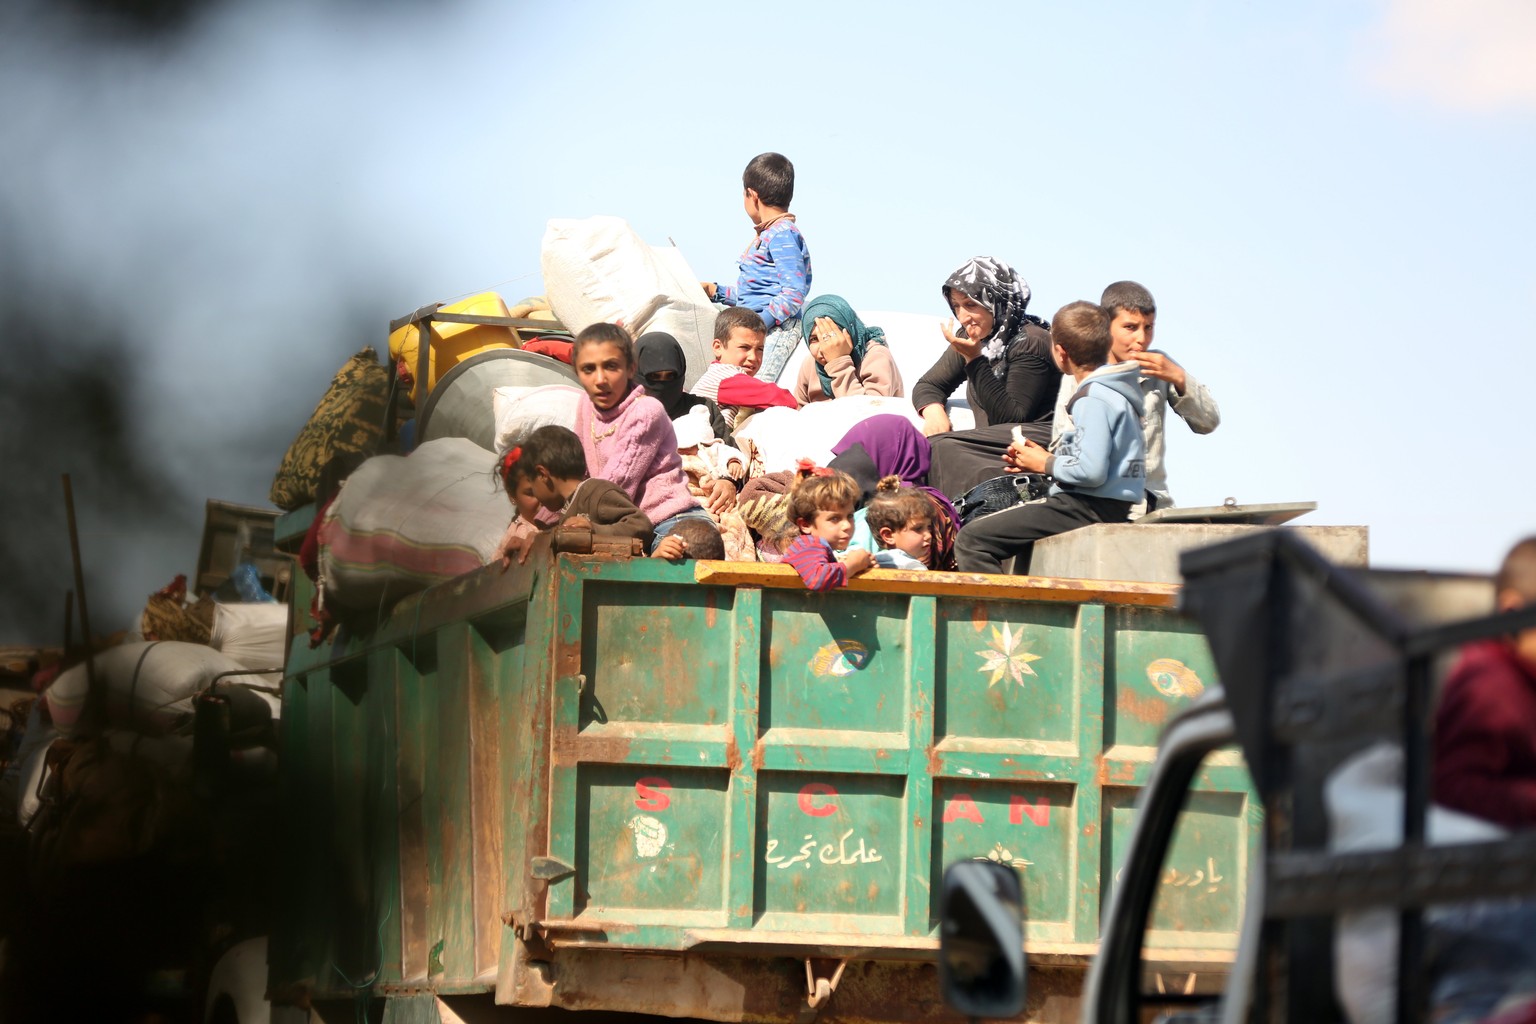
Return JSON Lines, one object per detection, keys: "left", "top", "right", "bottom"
{"left": 269, "top": 348, "right": 390, "bottom": 510}
{"left": 318, "top": 437, "right": 510, "bottom": 612}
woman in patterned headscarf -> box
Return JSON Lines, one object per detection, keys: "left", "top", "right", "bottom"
{"left": 911, "top": 256, "right": 1060, "bottom": 498}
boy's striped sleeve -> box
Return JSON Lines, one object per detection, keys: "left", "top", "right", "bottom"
{"left": 762, "top": 225, "right": 810, "bottom": 328}
{"left": 784, "top": 535, "right": 847, "bottom": 591}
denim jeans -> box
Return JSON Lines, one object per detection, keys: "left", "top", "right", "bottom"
{"left": 754, "top": 318, "right": 802, "bottom": 385}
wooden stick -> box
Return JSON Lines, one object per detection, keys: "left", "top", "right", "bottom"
{"left": 62, "top": 589, "right": 74, "bottom": 653}
{"left": 61, "top": 475, "right": 99, "bottom": 705}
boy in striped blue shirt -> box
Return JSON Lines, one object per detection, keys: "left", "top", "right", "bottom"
{"left": 701, "top": 152, "right": 812, "bottom": 384}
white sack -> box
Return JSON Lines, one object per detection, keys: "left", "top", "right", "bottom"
{"left": 730, "top": 395, "right": 925, "bottom": 473}
{"left": 1327, "top": 743, "right": 1507, "bottom": 1024}
{"left": 492, "top": 384, "right": 584, "bottom": 456}
{"left": 319, "top": 437, "right": 510, "bottom": 612}
{"left": 43, "top": 642, "right": 271, "bottom": 738}
{"left": 540, "top": 217, "right": 714, "bottom": 387}
{"left": 860, "top": 310, "right": 976, "bottom": 430}
{"left": 209, "top": 601, "right": 289, "bottom": 673}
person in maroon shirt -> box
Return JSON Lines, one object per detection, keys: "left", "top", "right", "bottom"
{"left": 1434, "top": 536, "right": 1536, "bottom": 829}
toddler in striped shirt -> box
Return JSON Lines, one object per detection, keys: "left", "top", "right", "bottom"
{"left": 782, "top": 469, "right": 873, "bottom": 591}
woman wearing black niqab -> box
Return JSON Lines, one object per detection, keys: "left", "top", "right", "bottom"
{"left": 634, "top": 332, "right": 734, "bottom": 446}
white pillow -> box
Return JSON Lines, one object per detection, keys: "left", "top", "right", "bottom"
{"left": 732, "top": 395, "right": 924, "bottom": 473}
{"left": 492, "top": 384, "right": 584, "bottom": 456}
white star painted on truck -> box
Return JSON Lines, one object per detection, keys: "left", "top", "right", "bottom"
{"left": 977, "top": 624, "right": 1042, "bottom": 689}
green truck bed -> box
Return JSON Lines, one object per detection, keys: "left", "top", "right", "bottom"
{"left": 270, "top": 511, "right": 1257, "bottom": 1021}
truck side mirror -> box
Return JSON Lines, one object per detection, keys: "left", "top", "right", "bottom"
{"left": 939, "top": 860, "right": 1027, "bottom": 1019}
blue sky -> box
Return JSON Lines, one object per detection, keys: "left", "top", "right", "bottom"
{"left": 3, "top": 0, "right": 1533, "bottom": 636}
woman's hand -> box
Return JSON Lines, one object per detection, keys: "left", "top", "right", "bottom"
{"left": 706, "top": 479, "right": 736, "bottom": 514}
{"left": 941, "top": 318, "right": 985, "bottom": 362}
{"left": 700, "top": 281, "right": 717, "bottom": 300}
{"left": 811, "top": 316, "right": 854, "bottom": 364}
{"left": 919, "top": 402, "right": 952, "bottom": 437}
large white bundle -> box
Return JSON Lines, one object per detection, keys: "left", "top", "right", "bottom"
{"left": 731, "top": 396, "right": 925, "bottom": 473}
{"left": 859, "top": 310, "right": 976, "bottom": 431}
{"left": 492, "top": 384, "right": 584, "bottom": 456}
{"left": 320, "top": 437, "right": 511, "bottom": 611}
{"left": 541, "top": 217, "right": 714, "bottom": 387}
{"left": 1327, "top": 744, "right": 1507, "bottom": 1024}
{"left": 43, "top": 642, "right": 269, "bottom": 738}
{"left": 209, "top": 601, "right": 289, "bottom": 673}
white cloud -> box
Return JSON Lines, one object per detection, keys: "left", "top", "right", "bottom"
{"left": 1362, "top": 0, "right": 1536, "bottom": 112}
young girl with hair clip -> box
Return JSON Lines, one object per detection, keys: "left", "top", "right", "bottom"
{"left": 493, "top": 444, "right": 544, "bottom": 569}
{"left": 571, "top": 323, "right": 712, "bottom": 553}
{"left": 863, "top": 476, "right": 934, "bottom": 571}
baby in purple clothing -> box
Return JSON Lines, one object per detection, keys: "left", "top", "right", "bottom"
{"left": 701, "top": 152, "right": 812, "bottom": 385}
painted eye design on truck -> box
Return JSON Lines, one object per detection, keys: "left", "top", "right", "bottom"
{"left": 811, "top": 639, "right": 870, "bottom": 677}
{"left": 1146, "top": 658, "right": 1205, "bottom": 700}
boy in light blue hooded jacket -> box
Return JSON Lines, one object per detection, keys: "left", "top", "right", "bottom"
{"left": 955, "top": 302, "right": 1145, "bottom": 574}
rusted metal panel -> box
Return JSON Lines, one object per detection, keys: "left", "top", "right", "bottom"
{"left": 422, "top": 623, "right": 475, "bottom": 983}
{"left": 545, "top": 556, "right": 1251, "bottom": 957}
{"left": 272, "top": 529, "right": 1256, "bottom": 1015}
{"left": 539, "top": 947, "right": 1088, "bottom": 1024}
{"left": 464, "top": 624, "right": 507, "bottom": 982}
{"left": 395, "top": 645, "right": 433, "bottom": 983}
{"left": 364, "top": 646, "right": 405, "bottom": 985}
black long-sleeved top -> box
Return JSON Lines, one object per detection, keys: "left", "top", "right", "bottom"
{"left": 910, "top": 321, "right": 1060, "bottom": 430}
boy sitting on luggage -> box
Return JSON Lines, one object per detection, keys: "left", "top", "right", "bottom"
{"left": 688, "top": 308, "right": 797, "bottom": 429}
{"left": 497, "top": 424, "right": 654, "bottom": 565}
{"left": 783, "top": 468, "right": 874, "bottom": 591}
{"left": 956, "top": 302, "right": 1146, "bottom": 575}
{"left": 1051, "top": 281, "right": 1219, "bottom": 515}
{"left": 700, "top": 152, "right": 812, "bottom": 384}
{"left": 688, "top": 309, "right": 796, "bottom": 472}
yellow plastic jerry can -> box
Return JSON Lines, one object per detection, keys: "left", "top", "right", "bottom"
{"left": 387, "top": 291, "right": 519, "bottom": 404}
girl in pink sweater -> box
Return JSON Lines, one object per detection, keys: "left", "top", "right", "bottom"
{"left": 572, "top": 323, "right": 713, "bottom": 554}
